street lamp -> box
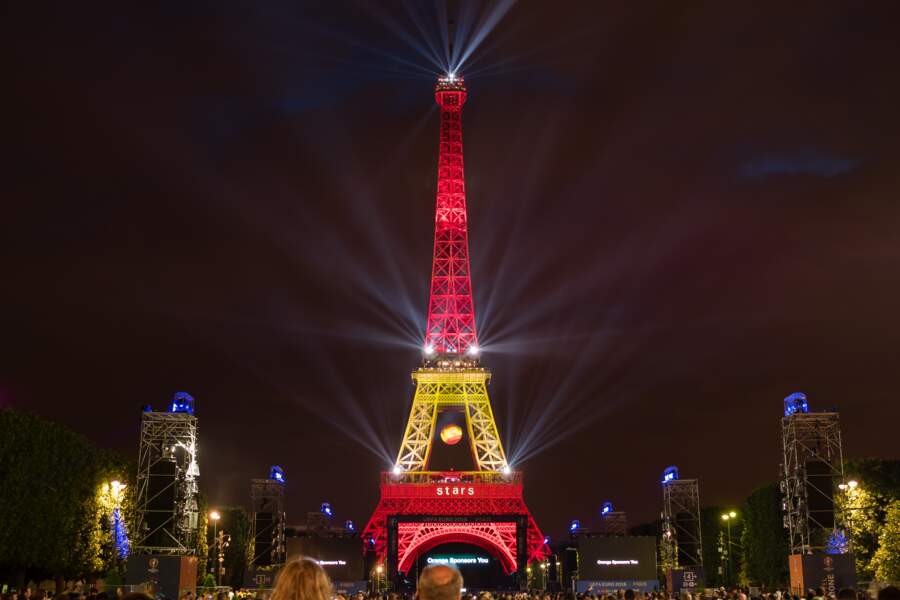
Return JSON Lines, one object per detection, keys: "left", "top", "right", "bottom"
{"left": 721, "top": 512, "right": 738, "bottom": 586}
{"left": 722, "top": 510, "right": 737, "bottom": 583}
{"left": 209, "top": 511, "right": 221, "bottom": 579}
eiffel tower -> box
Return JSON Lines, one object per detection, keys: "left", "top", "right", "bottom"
{"left": 362, "top": 73, "right": 547, "bottom": 588}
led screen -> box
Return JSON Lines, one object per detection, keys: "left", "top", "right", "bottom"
{"left": 285, "top": 537, "right": 365, "bottom": 582}
{"left": 577, "top": 537, "right": 657, "bottom": 581}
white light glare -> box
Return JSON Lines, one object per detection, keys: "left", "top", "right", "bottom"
{"left": 501, "top": 464, "right": 511, "bottom": 476}
{"left": 448, "top": 72, "right": 456, "bottom": 81}
{"left": 424, "top": 345, "right": 435, "bottom": 356}
{"left": 467, "top": 344, "right": 479, "bottom": 356}
{"left": 392, "top": 464, "right": 403, "bottom": 476}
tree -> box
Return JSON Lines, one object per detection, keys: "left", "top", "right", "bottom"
{"left": 196, "top": 495, "right": 209, "bottom": 583}
{"left": 700, "top": 506, "right": 725, "bottom": 587}
{"left": 739, "top": 484, "right": 789, "bottom": 588}
{"left": 869, "top": 500, "right": 900, "bottom": 582}
{"left": 219, "top": 507, "right": 251, "bottom": 589}
{"left": 842, "top": 459, "right": 900, "bottom": 578}
{"left": 0, "top": 409, "right": 133, "bottom": 584}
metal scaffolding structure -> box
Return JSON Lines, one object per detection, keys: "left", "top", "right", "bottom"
{"left": 250, "top": 477, "right": 286, "bottom": 566}
{"left": 134, "top": 410, "right": 199, "bottom": 554}
{"left": 781, "top": 409, "right": 845, "bottom": 554}
{"left": 597, "top": 511, "right": 629, "bottom": 536}
{"left": 662, "top": 475, "right": 703, "bottom": 568}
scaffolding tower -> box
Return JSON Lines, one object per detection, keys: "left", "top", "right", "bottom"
{"left": 598, "top": 503, "right": 628, "bottom": 536}
{"left": 781, "top": 399, "right": 845, "bottom": 554}
{"left": 250, "top": 474, "right": 286, "bottom": 566}
{"left": 662, "top": 469, "right": 703, "bottom": 569}
{"left": 134, "top": 404, "right": 199, "bottom": 554}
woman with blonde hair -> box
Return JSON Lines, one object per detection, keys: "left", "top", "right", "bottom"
{"left": 270, "top": 558, "right": 333, "bottom": 600}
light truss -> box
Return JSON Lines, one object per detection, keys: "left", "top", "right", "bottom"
{"left": 250, "top": 478, "right": 286, "bottom": 566}
{"left": 781, "top": 411, "right": 845, "bottom": 554}
{"left": 662, "top": 478, "right": 703, "bottom": 568}
{"left": 134, "top": 411, "right": 199, "bottom": 554}
{"left": 597, "top": 511, "right": 629, "bottom": 536}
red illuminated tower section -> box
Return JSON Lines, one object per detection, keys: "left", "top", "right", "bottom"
{"left": 426, "top": 75, "right": 477, "bottom": 356}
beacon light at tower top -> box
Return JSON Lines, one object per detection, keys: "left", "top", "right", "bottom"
{"left": 784, "top": 391, "right": 810, "bottom": 417}
{"left": 662, "top": 465, "right": 679, "bottom": 484}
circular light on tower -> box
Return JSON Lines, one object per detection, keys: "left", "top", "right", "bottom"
{"left": 440, "top": 424, "right": 463, "bottom": 445}
{"left": 467, "top": 344, "right": 479, "bottom": 356}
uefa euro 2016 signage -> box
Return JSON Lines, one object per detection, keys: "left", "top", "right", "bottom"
{"left": 435, "top": 486, "right": 475, "bottom": 496}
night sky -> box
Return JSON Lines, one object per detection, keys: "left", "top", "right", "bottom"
{"left": 5, "top": 2, "right": 900, "bottom": 538}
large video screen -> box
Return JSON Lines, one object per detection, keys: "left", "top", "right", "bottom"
{"left": 416, "top": 542, "right": 517, "bottom": 591}
{"left": 286, "top": 537, "right": 365, "bottom": 582}
{"left": 578, "top": 537, "right": 657, "bottom": 581}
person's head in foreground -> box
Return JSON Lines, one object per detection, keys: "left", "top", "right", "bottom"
{"left": 417, "top": 565, "right": 463, "bottom": 600}
{"left": 271, "top": 558, "right": 333, "bottom": 600}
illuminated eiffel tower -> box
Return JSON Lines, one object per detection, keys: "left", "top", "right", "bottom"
{"left": 363, "top": 74, "right": 547, "bottom": 586}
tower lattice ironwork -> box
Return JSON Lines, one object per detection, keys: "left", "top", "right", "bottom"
{"left": 424, "top": 75, "right": 476, "bottom": 357}
{"left": 134, "top": 400, "right": 199, "bottom": 555}
{"left": 250, "top": 475, "right": 286, "bottom": 567}
{"left": 363, "top": 75, "right": 547, "bottom": 584}
{"left": 780, "top": 406, "right": 845, "bottom": 554}
{"left": 661, "top": 473, "right": 703, "bottom": 569}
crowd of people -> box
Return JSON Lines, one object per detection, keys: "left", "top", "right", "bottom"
{"left": 3, "top": 564, "right": 899, "bottom": 600}
{"left": 1, "top": 586, "right": 121, "bottom": 600}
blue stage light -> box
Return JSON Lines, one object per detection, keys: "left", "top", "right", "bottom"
{"left": 320, "top": 502, "right": 333, "bottom": 517}
{"left": 142, "top": 405, "right": 153, "bottom": 412}
{"left": 662, "top": 466, "right": 679, "bottom": 484}
{"left": 270, "top": 466, "right": 285, "bottom": 483}
{"left": 569, "top": 519, "right": 581, "bottom": 532}
{"left": 601, "top": 501, "right": 613, "bottom": 516}
{"left": 784, "top": 392, "right": 810, "bottom": 417}
{"left": 345, "top": 520, "right": 355, "bottom": 531}
{"left": 169, "top": 392, "right": 195, "bottom": 415}
{"left": 543, "top": 535, "right": 551, "bottom": 545}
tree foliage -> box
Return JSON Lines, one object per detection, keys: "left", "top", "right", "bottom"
{"left": 699, "top": 506, "right": 726, "bottom": 587}
{"left": 196, "top": 494, "right": 209, "bottom": 583}
{"left": 870, "top": 500, "right": 900, "bottom": 582}
{"left": 219, "top": 506, "right": 251, "bottom": 589}
{"left": 739, "top": 483, "right": 789, "bottom": 587}
{"left": 842, "top": 459, "right": 900, "bottom": 579}
{"left": 0, "top": 409, "right": 133, "bottom": 580}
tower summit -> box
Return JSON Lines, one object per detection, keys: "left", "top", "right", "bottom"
{"left": 425, "top": 74, "right": 477, "bottom": 359}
